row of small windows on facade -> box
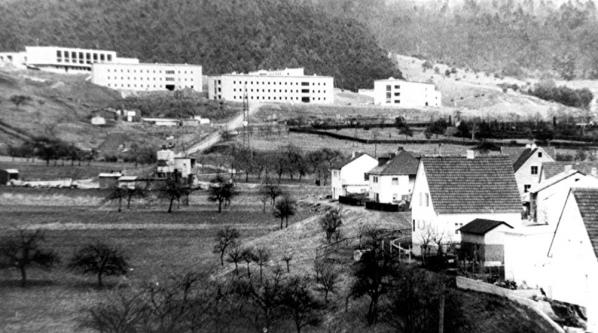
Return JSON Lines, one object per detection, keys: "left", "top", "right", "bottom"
{"left": 386, "top": 92, "right": 401, "bottom": 98}
{"left": 232, "top": 88, "right": 324, "bottom": 93}
{"left": 56, "top": 50, "right": 112, "bottom": 63}
{"left": 385, "top": 84, "right": 401, "bottom": 91}
{"left": 106, "top": 83, "right": 193, "bottom": 89}
{"left": 106, "top": 76, "right": 193, "bottom": 82}
{"left": 230, "top": 80, "right": 327, "bottom": 86}
{"left": 106, "top": 69, "right": 194, "bottom": 74}
{"left": 231, "top": 95, "right": 326, "bottom": 101}
{"left": 385, "top": 100, "right": 402, "bottom": 104}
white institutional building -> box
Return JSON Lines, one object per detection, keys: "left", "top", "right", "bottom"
{"left": 373, "top": 78, "right": 441, "bottom": 108}
{"left": 0, "top": 46, "right": 138, "bottom": 73}
{"left": 208, "top": 68, "right": 334, "bottom": 104}
{"left": 91, "top": 63, "right": 202, "bottom": 92}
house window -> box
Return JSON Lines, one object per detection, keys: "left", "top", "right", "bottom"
{"left": 538, "top": 152, "right": 542, "bottom": 158}
{"left": 524, "top": 184, "right": 531, "bottom": 193}
{"left": 455, "top": 223, "right": 463, "bottom": 234}
{"left": 425, "top": 193, "right": 429, "bottom": 207}
{"left": 531, "top": 166, "right": 538, "bottom": 175}
{"left": 412, "top": 219, "right": 416, "bottom": 232}
{"left": 392, "top": 177, "right": 399, "bottom": 185}
{"left": 386, "top": 85, "right": 391, "bottom": 91}
{"left": 364, "top": 173, "right": 369, "bottom": 181}
{"left": 373, "top": 176, "right": 378, "bottom": 183}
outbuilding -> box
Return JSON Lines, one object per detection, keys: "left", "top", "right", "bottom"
{"left": 0, "top": 168, "right": 19, "bottom": 185}
{"left": 98, "top": 172, "right": 122, "bottom": 189}
{"left": 459, "top": 218, "right": 513, "bottom": 268}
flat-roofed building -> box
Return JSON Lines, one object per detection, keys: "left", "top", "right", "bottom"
{"left": 208, "top": 68, "right": 334, "bottom": 104}
{"left": 92, "top": 63, "right": 202, "bottom": 92}
{"left": 373, "top": 78, "right": 441, "bottom": 108}
{"left": 25, "top": 46, "right": 137, "bottom": 73}
{"left": 0, "top": 52, "right": 27, "bottom": 69}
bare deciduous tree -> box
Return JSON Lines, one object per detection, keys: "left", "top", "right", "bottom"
{"left": 68, "top": 241, "right": 129, "bottom": 287}
{"left": 213, "top": 227, "right": 240, "bottom": 266}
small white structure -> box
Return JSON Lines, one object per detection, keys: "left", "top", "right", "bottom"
{"left": 530, "top": 170, "right": 598, "bottom": 226}
{"left": 459, "top": 219, "right": 514, "bottom": 267}
{"left": 511, "top": 143, "right": 554, "bottom": 203}
{"left": 91, "top": 115, "right": 107, "bottom": 126}
{"left": 411, "top": 154, "right": 522, "bottom": 252}
{"left": 0, "top": 52, "right": 27, "bottom": 69}
{"left": 367, "top": 149, "right": 419, "bottom": 204}
{"left": 547, "top": 187, "right": 598, "bottom": 332}
{"left": 208, "top": 67, "right": 334, "bottom": 104}
{"left": 330, "top": 152, "right": 378, "bottom": 200}
{"left": 373, "top": 78, "right": 441, "bottom": 108}
{"left": 142, "top": 118, "right": 180, "bottom": 127}
{"left": 92, "top": 63, "right": 202, "bottom": 92}
{"left": 98, "top": 172, "right": 123, "bottom": 189}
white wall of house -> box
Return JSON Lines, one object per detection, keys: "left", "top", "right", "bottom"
{"left": 368, "top": 174, "right": 413, "bottom": 203}
{"left": 547, "top": 196, "right": 598, "bottom": 331}
{"left": 330, "top": 154, "right": 377, "bottom": 200}
{"left": 373, "top": 78, "right": 441, "bottom": 108}
{"left": 503, "top": 226, "right": 553, "bottom": 288}
{"left": 515, "top": 147, "right": 554, "bottom": 202}
{"left": 533, "top": 174, "right": 598, "bottom": 226}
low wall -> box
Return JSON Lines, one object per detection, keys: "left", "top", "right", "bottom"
{"left": 456, "top": 276, "right": 565, "bottom": 333}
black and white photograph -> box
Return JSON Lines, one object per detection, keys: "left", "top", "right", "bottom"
{"left": 1, "top": 0, "right": 598, "bottom": 332}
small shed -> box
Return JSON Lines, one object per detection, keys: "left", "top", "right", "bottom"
{"left": 98, "top": 172, "right": 122, "bottom": 189}
{"left": 118, "top": 176, "right": 140, "bottom": 190}
{"left": 91, "top": 115, "right": 107, "bottom": 126}
{"left": 0, "top": 168, "right": 19, "bottom": 185}
{"left": 459, "top": 218, "right": 513, "bottom": 267}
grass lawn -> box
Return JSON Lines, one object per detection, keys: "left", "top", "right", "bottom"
{"left": 0, "top": 159, "right": 145, "bottom": 180}
{"left": 0, "top": 203, "right": 317, "bottom": 333}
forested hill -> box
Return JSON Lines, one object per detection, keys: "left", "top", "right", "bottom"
{"left": 311, "top": 0, "right": 598, "bottom": 80}
{"left": 0, "top": 0, "right": 401, "bottom": 91}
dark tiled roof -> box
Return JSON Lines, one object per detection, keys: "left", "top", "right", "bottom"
{"left": 572, "top": 188, "right": 598, "bottom": 257}
{"left": 513, "top": 148, "right": 536, "bottom": 171}
{"left": 542, "top": 162, "right": 598, "bottom": 180}
{"left": 459, "top": 218, "right": 513, "bottom": 235}
{"left": 422, "top": 155, "right": 522, "bottom": 214}
{"left": 331, "top": 152, "right": 371, "bottom": 170}
{"left": 367, "top": 150, "right": 419, "bottom": 176}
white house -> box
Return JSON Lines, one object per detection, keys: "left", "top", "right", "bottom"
{"left": 208, "top": 68, "right": 334, "bottom": 104}
{"left": 330, "top": 153, "right": 378, "bottom": 200}
{"left": 91, "top": 115, "right": 107, "bottom": 126}
{"left": 373, "top": 78, "right": 441, "bottom": 108}
{"left": 410, "top": 154, "right": 522, "bottom": 253}
{"left": 92, "top": 63, "right": 202, "bottom": 92}
{"left": 366, "top": 149, "right": 419, "bottom": 204}
{"left": 530, "top": 170, "right": 598, "bottom": 226}
{"left": 547, "top": 187, "right": 598, "bottom": 332}
{"left": 540, "top": 161, "right": 598, "bottom": 182}
{"left": 511, "top": 143, "right": 554, "bottom": 204}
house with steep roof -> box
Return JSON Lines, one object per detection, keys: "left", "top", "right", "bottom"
{"left": 459, "top": 219, "right": 513, "bottom": 268}
{"left": 540, "top": 161, "right": 598, "bottom": 182}
{"left": 410, "top": 154, "right": 522, "bottom": 253}
{"left": 330, "top": 152, "right": 378, "bottom": 200}
{"left": 530, "top": 170, "right": 598, "bottom": 226}
{"left": 366, "top": 149, "right": 419, "bottom": 204}
{"left": 547, "top": 187, "right": 598, "bottom": 331}
{"left": 511, "top": 143, "right": 554, "bottom": 204}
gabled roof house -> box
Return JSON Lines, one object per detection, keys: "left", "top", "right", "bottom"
{"left": 330, "top": 152, "right": 378, "bottom": 200}
{"left": 411, "top": 153, "right": 522, "bottom": 252}
{"left": 510, "top": 144, "right": 554, "bottom": 203}
{"left": 547, "top": 188, "right": 598, "bottom": 331}
{"left": 367, "top": 149, "right": 419, "bottom": 204}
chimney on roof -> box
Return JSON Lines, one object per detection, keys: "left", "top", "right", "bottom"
{"left": 466, "top": 149, "right": 475, "bottom": 159}
{"left": 397, "top": 146, "right": 404, "bottom": 152}
{"left": 564, "top": 164, "right": 573, "bottom": 172}
{"left": 377, "top": 155, "right": 391, "bottom": 166}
